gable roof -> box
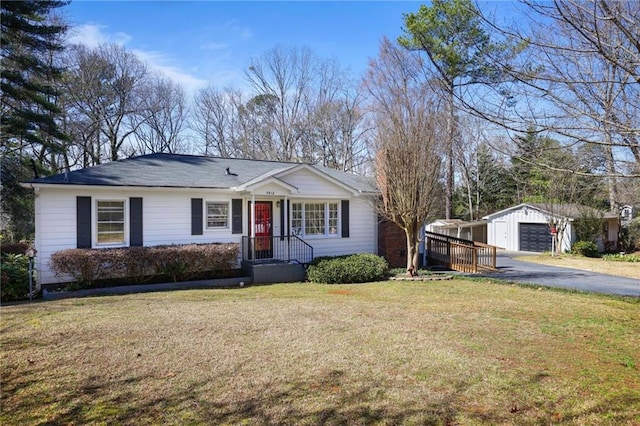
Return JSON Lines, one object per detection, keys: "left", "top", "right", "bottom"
{"left": 483, "top": 203, "right": 618, "bottom": 220}
{"left": 25, "top": 153, "right": 378, "bottom": 194}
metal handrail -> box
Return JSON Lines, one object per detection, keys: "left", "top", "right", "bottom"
{"left": 242, "top": 235, "right": 314, "bottom": 265}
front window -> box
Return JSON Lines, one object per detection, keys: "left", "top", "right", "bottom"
{"left": 305, "top": 203, "right": 325, "bottom": 235}
{"left": 328, "top": 202, "right": 338, "bottom": 235}
{"left": 207, "top": 202, "right": 229, "bottom": 228}
{"left": 291, "top": 202, "right": 339, "bottom": 237}
{"left": 97, "top": 200, "right": 125, "bottom": 245}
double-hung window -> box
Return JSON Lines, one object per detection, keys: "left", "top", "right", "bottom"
{"left": 291, "top": 202, "right": 339, "bottom": 237}
{"left": 206, "top": 201, "right": 229, "bottom": 229}
{"left": 96, "top": 200, "right": 125, "bottom": 245}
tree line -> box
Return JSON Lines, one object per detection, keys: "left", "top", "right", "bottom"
{"left": 2, "top": 0, "right": 638, "bottom": 249}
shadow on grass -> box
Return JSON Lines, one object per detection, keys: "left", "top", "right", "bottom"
{"left": 4, "top": 364, "right": 638, "bottom": 425}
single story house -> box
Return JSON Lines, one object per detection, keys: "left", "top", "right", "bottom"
{"left": 483, "top": 203, "right": 619, "bottom": 253}
{"left": 23, "top": 153, "right": 380, "bottom": 288}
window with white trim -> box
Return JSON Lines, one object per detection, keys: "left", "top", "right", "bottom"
{"left": 291, "top": 202, "right": 339, "bottom": 237}
{"left": 206, "top": 201, "right": 229, "bottom": 229}
{"left": 96, "top": 200, "right": 125, "bottom": 245}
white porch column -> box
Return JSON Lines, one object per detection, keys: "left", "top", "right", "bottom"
{"left": 284, "top": 196, "right": 288, "bottom": 237}
{"left": 251, "top": 194, "right": 256, "bottom": 238}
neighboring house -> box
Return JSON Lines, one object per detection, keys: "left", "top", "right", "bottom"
{"left": 483, "top": 203, "right": 619, "bottom": 253}
{"left": 23, "top": 153, "right": 379, "bottom": 288}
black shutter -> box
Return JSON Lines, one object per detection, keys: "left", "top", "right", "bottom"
{"left": 231, "top": 199, "right": 243, "bottom": 234}
{"left": 77, "top": 196, "right": 92, "bottom": 248}
{"left": 341, "top": 200, "right": 350, "bottom": 238}
{"left": 130, "top": 197, "right": 143, "bottom": 246}
{"left": 279, "top": 199, "right": 285, "bottom": 240}
{"left": 191, "top": 198, "right": 203, "bottom": 235}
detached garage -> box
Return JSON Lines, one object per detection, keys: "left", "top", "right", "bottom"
{"left": 483, "top": 203, "right": 620, "bottom": 253}
{"left": 483, "top": 204, "right": 567, "bottom": 253}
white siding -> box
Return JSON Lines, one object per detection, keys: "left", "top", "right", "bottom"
{"left": 34, "top": 173, "right": 377, "bottom": 286}
{"left": 35, "top": 187, "right": 246, "bottom": 286}
{"left": 34, "top": 188, "right": 78, "bottom": 285}
{"left": 280, "top": 169, "right": 352, "bottom": 198}
{"left": 300, "top": 197, "right": 377, "bottom": 258}
{"left": 486, "top": 207, "right": 572, "bottom": 252}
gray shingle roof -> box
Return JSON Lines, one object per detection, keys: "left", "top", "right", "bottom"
{"left": 528, "top": 203, "right": 618, "bottom": 219}
{"left": 483, "top": 202, "right": 618, "bottom": 220}
{"left": 27, "top": 153, "right": 378, "bottom": 193}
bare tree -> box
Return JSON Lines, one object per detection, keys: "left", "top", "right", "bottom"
{"left": 471, "top": 0, "right": 640, "bottom": 184}
{"left": 364, "top": 38, "right": 444, "bottom": 273}
{"left": 244, "top": 45, "right": 313, "bottom": 162}
{"left": 190, "top": 45, "right": 370, "bottom": 171}
{"left": 298, "top": 58, "right": 371, "bottom": 172}
{"left": 63, "top": 43, "right": 149, "bottom": 163}
{"left": 61, "top": 44, "right": 111, "bottom": 166}
{"left": 133, "top": 75, "right": 188, "bottom": 154}
{"left": 191, "top": 85, "right": 250, "bottom": 157}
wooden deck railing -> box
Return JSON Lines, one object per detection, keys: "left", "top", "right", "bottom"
{"left": 425, "top": 231, "right": 497, "bottom": 273}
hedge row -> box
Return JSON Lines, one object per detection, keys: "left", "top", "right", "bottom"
{"left": 50, "top": 243, "right": 239, "bottom": 287}
{"left": 306, "top": 253, "right": 389, "bottom": 284}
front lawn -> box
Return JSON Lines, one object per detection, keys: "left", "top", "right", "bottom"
{"left": 2, "top": 280, "right": 639, "bottom": 425}
{"left": 516, "top": 253, "right": 640, "bottom": 279}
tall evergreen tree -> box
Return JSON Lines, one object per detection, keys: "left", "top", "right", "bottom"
{"left": 1, "top": 0, "right": 68, "bottom": 241}
{"left": 1, "top": 0, "right": 69, "bottom": 153}
{"left": 510, "top": 130, "right": 605, "bottom": 207}
{"left": 399, "top": 0, "right": 520, "bottom": 219}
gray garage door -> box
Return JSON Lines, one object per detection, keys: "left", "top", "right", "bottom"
{"left": 519, "top": 223, "right": 552, "bottom": 252}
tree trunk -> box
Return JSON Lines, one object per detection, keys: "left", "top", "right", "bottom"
{"left": 445, "top": 86, "right": 455, "bottom": 219}
{"left": 404, "top": 222, "right": 420, "bottom": 275}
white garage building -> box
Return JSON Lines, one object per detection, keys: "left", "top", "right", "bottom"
{"left": 483, "top": 203, "right": 619, "bottom": 253}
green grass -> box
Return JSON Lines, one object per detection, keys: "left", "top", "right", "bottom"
{"left": 2, "top": 280, "right": 639, "bottom": 425}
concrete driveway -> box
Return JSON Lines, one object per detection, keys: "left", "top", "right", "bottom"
{"left": 475, "top": 252, "right": 640, "bottom": 297}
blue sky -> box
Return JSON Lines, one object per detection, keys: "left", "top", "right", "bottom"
{"left": 64, "top": 1, "right": 520, "bottom": 94}
{"left": 64, "top": 1, "right": 420, "bottom": 93}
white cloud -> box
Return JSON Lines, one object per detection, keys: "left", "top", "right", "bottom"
{"left": 67, "top": 23, "right": 209, "bottom": 96}
{"left": 132, "top": 49, "right": 209, "bottom": 95}
{"left": 202, "top": 42, "right": 228, "bottom": 51}
{"left": 67, "top": 23, "right": 131, "bottom": 48}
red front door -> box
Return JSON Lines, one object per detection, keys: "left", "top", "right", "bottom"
{"left": 250, "top": 201, "right": 273, "bottom": 258}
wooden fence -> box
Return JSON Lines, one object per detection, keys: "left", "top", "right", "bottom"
{"left": 425, "top": 231, "right": 497, "bottom": 273}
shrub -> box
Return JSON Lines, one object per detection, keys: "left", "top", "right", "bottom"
{"left": 620, "top": 218, "right": 640, "bottom": 253}
{"left": 150, "top": 243, "right": 239, "bottom": 282}
{"left": 1, "top": 254, "right": 31, "bottom": 302}
{"left": 307, "top": 253, "right": 388, "bottom": 284}
{"left": 1, "top": 241, "right": 30, "bottom": 256}
{"left": 571, "top": 241, "right": 599, "bottom": 258}
{"left": 49, "top": 249, "right": 111, "bottom": 285}
{"left": 50, "top": 243, "right": 239, "bottom": 288}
